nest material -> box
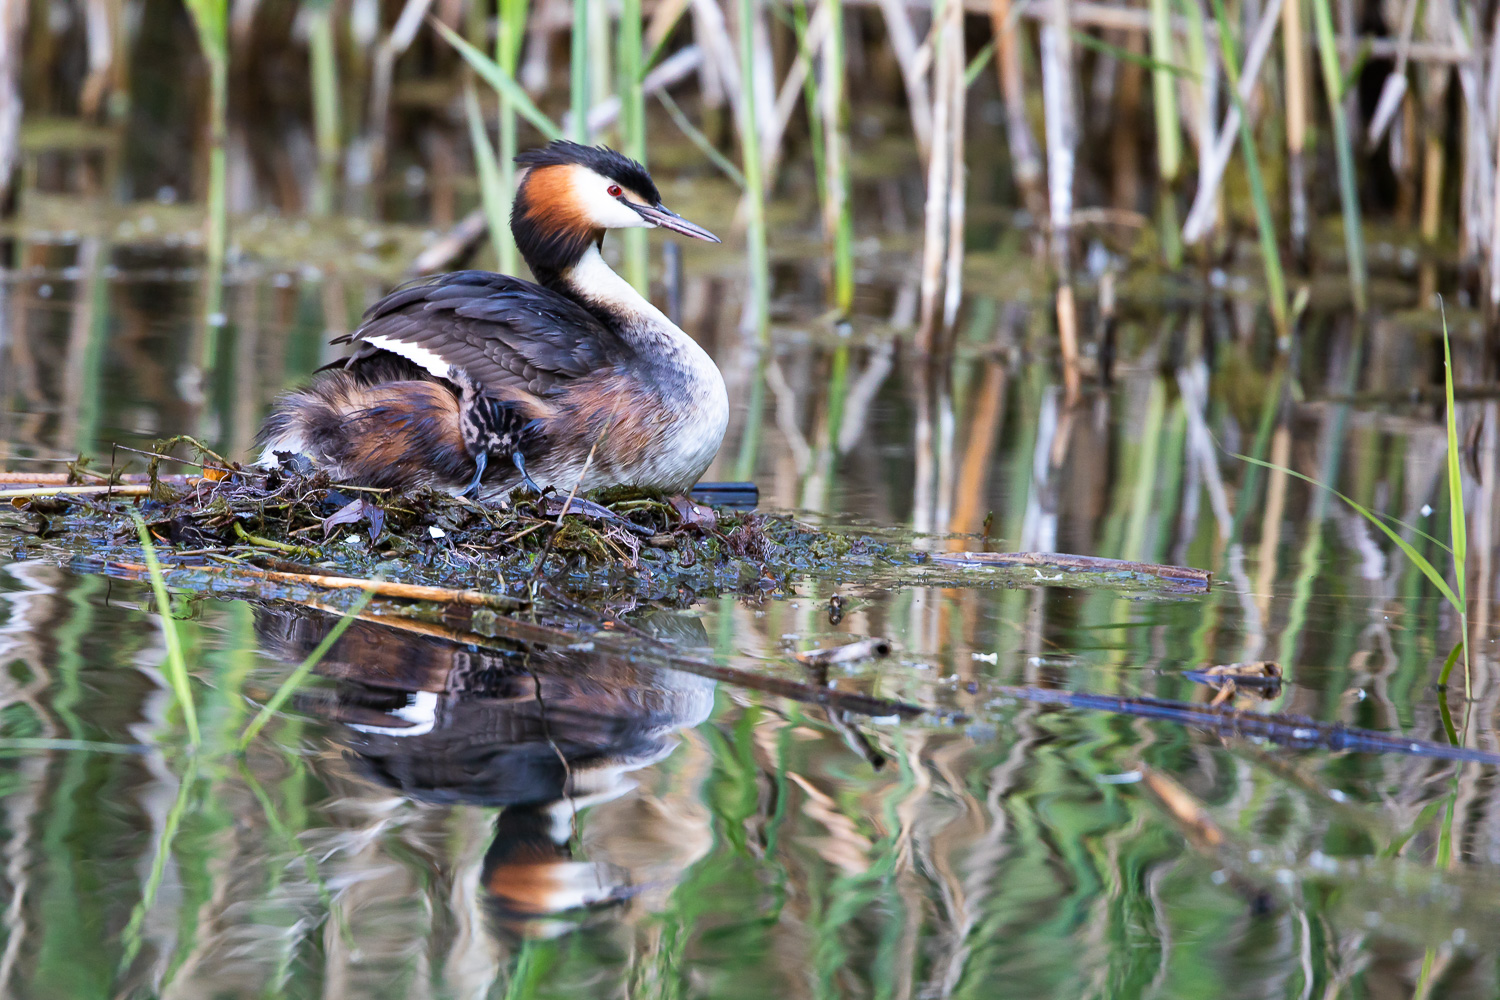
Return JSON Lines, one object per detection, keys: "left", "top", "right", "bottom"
{"left": 4, "top": 466, "right": 890, "bottom": 604}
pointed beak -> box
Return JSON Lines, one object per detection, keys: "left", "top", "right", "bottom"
{"left": 630, "top": 203, "right": 721, "bottom": 243}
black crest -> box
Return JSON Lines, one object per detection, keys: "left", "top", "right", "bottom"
{"left": 515, "top": 141, "right": 661, "bottom": 205}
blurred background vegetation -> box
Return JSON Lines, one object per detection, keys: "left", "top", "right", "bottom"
{"left": 10, "top": 2, "right": 1500, "bottom": 998}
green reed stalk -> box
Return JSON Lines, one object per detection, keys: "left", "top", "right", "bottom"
{"left": 1208, "top": 0, "right": 1288, "bottom": 336}
{"left": 495, "top": 0, "right": 529, "bottom": 273}
{"left": 618, "top": 0, "right": 648, "bottom": 291}
{"left": 131, "top": 513, "right": 200, "bottom": 747}
{"left": 571, "top": 0, "right": 590, "bottom": 141}
{"left": 736, "top": 0, "right": 770, "bottom": 340}
{"left": 824, "top": 0, "right": 853, "bottom": 314}
{"left": 238, "top": 590, "right": 374, "bottom": 751}
{"left": 184, "top": 0, "right": 227, "bottom": 371}
{"left": 307, "top": 2, "right": 341, "bottom": 216}
{"left": 464, "top": 84, "right": 509, "bottom": 264}
{"left": 1309, "top": 0, "right": 1368, "bottom": 312}
{"left": 731, "top": 0, "right": 770, "bottom": 480}
{"left": 1148, "top": 0, "right": 1182, "bottom": 266}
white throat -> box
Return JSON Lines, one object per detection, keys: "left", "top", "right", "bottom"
{"left": 564, "top": 246, "right": 678, "bottom": 341}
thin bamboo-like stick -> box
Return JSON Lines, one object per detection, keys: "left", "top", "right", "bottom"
{"left": 496, "top": 0, "right": 529, "bottom": 275}
{"left": 570, "top": 0, "right": 591, "bottom": 141}
{"left": 308, "top": 6, "right": 341, "bottom": 216}
{"left": 618, "top": 0, "right": 649, "bottom": 291}
{"left": 823, "top": 0, "right": 854, "bottom": 315}
{"left": 735, "top": 0, "right": 770, "bottom": 340}
{"left": 1283, "top": 0, "right": 1308, "bottom": 260}
{"left": 0, "top": 0, "right": 24, "bottom": 209}
{"left": 1488, "top": 7, "right": 1500, "bottom": 322}
{"left": 1041, "top": 0, "right": 1079, "bottom": 398}
{"left": 940, "top": 0, "right": 967, "bottom": 332}
{"left": 183, "top": 0, "right": 229, "bottom": 373}
{"left": 915, "top": 0, "right": 956, "bottom": 351}
{"left": 990, "top": 0, "right": 1043, "bottom": 210}
{"left": 1148, "top": 0, "right": 1182, "bottom": 265}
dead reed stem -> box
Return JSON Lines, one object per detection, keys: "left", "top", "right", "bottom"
{"left": 1041, "top": 0, "right": 1077, "bottom": 280}
{"left": 940, "top": 0, "right": 967, "bottom": 331}
{"left": 990, "top": 0, "right": 1043, "bottom": 209}
{"left": 875, "top": 0, "right": 933, "bottom": 160}
{"left": 915, "top": 0, "right": 962, "bottom": 351}
{"left": 1182, "top": 0, "right": 1286, "bottom": 245}
{"left": 0, "top": 0, "right": 25, "bottom": 210}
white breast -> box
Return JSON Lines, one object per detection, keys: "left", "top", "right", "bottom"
{"left": 568, "top": 248, "right": 729, "bottom": 489}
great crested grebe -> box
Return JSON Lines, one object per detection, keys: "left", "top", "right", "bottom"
{"left": 257, "top": 141, "right": 728, "bottom": 500}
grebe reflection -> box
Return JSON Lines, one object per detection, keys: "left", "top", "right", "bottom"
{"left": 256, "top": 604, "right": 715, "bottom": 936}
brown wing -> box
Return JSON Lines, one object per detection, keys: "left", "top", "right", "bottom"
{"left": 334, "top": 270, "right": 636, "bottom": 396}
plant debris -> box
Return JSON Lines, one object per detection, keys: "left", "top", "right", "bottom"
{"left": 0, "top": 465, "right": 895, "bottom": 605}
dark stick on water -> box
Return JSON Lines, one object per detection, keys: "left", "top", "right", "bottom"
{"left": 690, "top": 481, "right": 759, "bottom": 508}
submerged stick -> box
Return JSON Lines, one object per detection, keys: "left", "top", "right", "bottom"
{"left": 997, "top": 686, "right": 1500, "bottom": 765}
{"left": 929, "top": 550, "right": 1212, "bottom": 590}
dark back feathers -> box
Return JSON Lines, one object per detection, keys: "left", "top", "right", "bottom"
{"left": 340, "top": 270, "right": 637, "bottom": 398}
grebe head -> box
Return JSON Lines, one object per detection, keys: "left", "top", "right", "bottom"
{"left": 512, "top": 142, "right": 718, "bottom": 279}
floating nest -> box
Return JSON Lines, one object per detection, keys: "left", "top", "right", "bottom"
{"left": 3, "top": 458, "right": 895, "bottom": 605}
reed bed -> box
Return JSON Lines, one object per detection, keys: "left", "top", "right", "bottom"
{"left": 16, "top": 0, "right": 1500, "bottom": 351}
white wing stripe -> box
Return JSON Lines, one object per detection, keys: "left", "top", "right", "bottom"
{"left": 362, "top": 335, "right": 453, "bottom": 379}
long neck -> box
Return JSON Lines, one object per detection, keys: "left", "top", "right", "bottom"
{"left": 552, "top": 245, "right": 682, "bottom": 347}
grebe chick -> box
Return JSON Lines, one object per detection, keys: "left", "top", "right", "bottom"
{"left": 257, "top": 141, "right": 728, "bottom": 501}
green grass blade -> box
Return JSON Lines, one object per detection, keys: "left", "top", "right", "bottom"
{"left": 1309, "top": 0, "right": 1368, "bottom": 312}
{"left": 131, "top": 513, "right": 200, "bottom": 747}
{"left": 238, "top": 590, "right": 374, "bottom": 751}
{"left": 658, "top": 92, "right": 746, "bottom": 188}
{"left": 643, "top": 1, "right": 690, "bottom": 72}
{"left": 464, "top": 84, "right": 510, "bottom": 263}
{"left": 1437, "top": 638, "right": 1464, "bottom": 690}
{"left": 116, "top": 757, "right": 199, "bottom": 977}
{"left": 431, "top": 18, "right": 563, "bottom": 140}
{"left": 1439, "top": 298, "right": 1470, "bottom": 700}
{"left": 1441, "top": 303, "right": 1466, "bottom": 600}
{"left": 964, "top": 39, "right": 996, "bottom": 87}
{"left": 1072, "top": 29, "right": 1197, "bottom": 79}
{"left": 1235, "top": 453, "right": 1462, "bottom": 609}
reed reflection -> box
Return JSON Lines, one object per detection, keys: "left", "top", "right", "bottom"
{"left": 256, "top": 604, "right": 716, "bottom": 938}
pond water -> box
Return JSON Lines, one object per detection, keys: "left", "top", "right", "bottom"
{"left": 5, "top": 153, "right": 1500, "bottom": 998}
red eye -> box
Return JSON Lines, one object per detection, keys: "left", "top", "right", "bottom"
{"left": 607, "top": 184, "right": 623, "bottom": 197}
